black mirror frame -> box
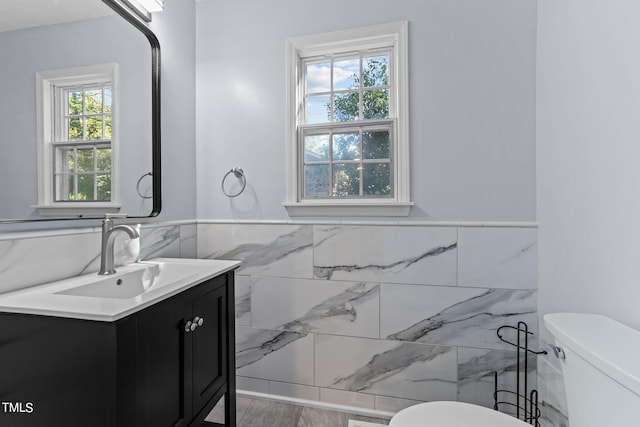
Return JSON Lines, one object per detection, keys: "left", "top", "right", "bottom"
{"left": 103, "top": 0, "right": 161, "bottom": 218}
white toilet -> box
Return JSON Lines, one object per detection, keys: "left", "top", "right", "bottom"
{"left": 390, "top": 313, "right": 640, "bottom": 427}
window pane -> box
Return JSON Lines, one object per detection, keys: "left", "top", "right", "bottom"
{"left": 306, "top": 95, "right": 331, "bottom": 124}
{"left": 104, "top": 87, "right": 112, "bottom": 113}
{"left": 333, "top": 58, "right": 359, "bottom": 90}
{"left": 363, "top": 130, "right": 390, "bottom": 159}
{"left": 85, "top": 89, "right": 103, "bottom": 114}
{"left": 304, "top": 164, "right": 330, "bottom": 197}
{"left": 77, "top": 174, "right": 95, "bottom": 200}
{"left": 76, "top": 148, "right": 94, "bottom": 172}
{"left": 363, "top": 55, "right": 389, "bottom": 87}
{"left": 68, "top": 117, "right": 83, "bottom": 140}
{"left": 333, "top": 92, "right": 359, "bottom": 122}
{"left": 333, "top": 163, "right": 360, "bottom": 196}
{"left": 332, "top": 132, "right": 360, "bottom": 161}
{"left": 363, "top": 163, "right": 391, "bottom": 196}
{"left": 96, "top": 174, "right": 111, "bottom": 201}
{"left": 306, "top": 62, "right": 331, "bottom": 94}
{"left": 68, "top": 91, "right": 83, "bottom": 115}
{"left": 304, "top": 134, "right": 329, "bottom": 161}
{"left": 86, "top": 116, "right": 103, "bottom": 140}
{"left": 97, "top": 148, "right": 112, "bottom": 172}
{"left": 55, "top": 174, "right": 74, "bottom": 201}
{"left": 58, "top": 148, "right": 75, "bottom": 173}
{"left": 363, "top": 89, "right": 389, "bottom": 119}
{"left": 104, "top": 115, "right": 112, "bottom": 139}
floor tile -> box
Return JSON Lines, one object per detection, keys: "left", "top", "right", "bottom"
{"left": 239, "top": 399, "right": 303, "bottom": 427}
{"left": 205, "top": 396, "right": 252, "bottom": 424}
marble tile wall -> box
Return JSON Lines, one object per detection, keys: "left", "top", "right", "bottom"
{"left": 537, "top": 343, "right": 570, "bottom": 427}
{"left": 0, "top": 221, "right": 547, "bottom": 420}
{"left": 0, "top": 222, "right": 196, "bottom": 294}
{"left": 197, "top": 223, "right": 539, "bottom": 416}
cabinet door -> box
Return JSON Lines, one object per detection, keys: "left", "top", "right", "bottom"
{"left": 136, "top": 302, "right": 193, "bottom": 427}
{"left": 191, "top": 280, "right": 227, "bottom": 416}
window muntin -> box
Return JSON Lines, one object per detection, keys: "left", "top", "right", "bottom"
{"left": 300, "top": 50, "right": 393, "bottom": 200}
{"left": 53, "top": 83, "right": 113, "bottom": 202}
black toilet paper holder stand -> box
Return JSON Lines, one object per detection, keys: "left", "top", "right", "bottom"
{"left": 493, "top": 321, "right": 547, "bottom": 426}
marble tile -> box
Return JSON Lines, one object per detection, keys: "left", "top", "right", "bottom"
{"left": 198, "top": 224, "right": 313, "bottom": 278}
{"left": 313, "top": 226, "right": 457, "bottom": 285}
{"left": 269, "top": 381, "right": 320, "bottom": 401}
{"left": 236, "top": 326, "right": 314, "bottom": 385}
{"left": 458, "top": 227, "right": 537, "bottom": 289}
{"left": 381, "top": 284, "right": 537, "bottom": 350}
{"left": 251, "top": 277, "right": 379, "bottom": 338}
{"left": 239, "top": 399, "right": 303, "bottom": 427}
{"left": 235, "top": 276, "right": 251, "bottom": 326}
{"left": 315, "top": 334, "right": 457, "bottom": 402}
{"left": 138, "top": 225, "right": 181, "bottom": 260}
{"left": 112, "top": 225, "right": 141, "bottom": 266}
{"left": 179, "top": 224, "right": 197, "bottom": 258}
{"left": 537, "top": 356, "right": 569, "bottom": 427}
{"left": 539, "top": 401, "right": 570, "bottom": 427}
{"left": 457, "top": 347, "right": 536, "bottom": 411}
{"left": 319, "top": 388, "right": 375, "bottom": 410}
{"left": 0, "top": 232, "right": 101, "bottom": 293}
{"left": 374, "top": 395, "right": 422, "bottom": 413}
{"left": 236, "top": 376, "right": 269, "bottom": 394}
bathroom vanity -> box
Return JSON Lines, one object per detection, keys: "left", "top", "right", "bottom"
{"left": 0, "top": 258, "right": 240, "bottom": 427}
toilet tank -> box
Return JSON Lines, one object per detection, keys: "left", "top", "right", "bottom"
{"left": 544, "top": 313, "right": 640, "bottom": 427}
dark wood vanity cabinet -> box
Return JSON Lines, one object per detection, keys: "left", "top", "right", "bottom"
{"left": 0, "top": 271, "right": 236, "bottom": 427}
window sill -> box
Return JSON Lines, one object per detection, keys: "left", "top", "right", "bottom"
{"left": 34, "top": 203, "right": 121, "bottom": 217}
{"left": 283, "top": 201, "right": 413, "bottom": 217}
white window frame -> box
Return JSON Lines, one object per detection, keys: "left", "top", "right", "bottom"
{"left": 284, "top": 21, "right": 412, "bottom": 216}
{"left": 35, "top": 64, "right": 121, "bottom": 216}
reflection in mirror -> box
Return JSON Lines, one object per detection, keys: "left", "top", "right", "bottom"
{"left": 0, "top": 0, "right": 160, "bottom": 222}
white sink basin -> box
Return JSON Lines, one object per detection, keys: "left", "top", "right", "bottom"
{"left": 0, "top": 258, "right": 241, "bottom": 321}
{"left": 57, "top": 261, "right": 202, "bottom": 300}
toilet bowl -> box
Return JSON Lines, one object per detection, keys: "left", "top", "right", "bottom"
{"left": 389, "top": 401, "right": 529, "bottom": 427}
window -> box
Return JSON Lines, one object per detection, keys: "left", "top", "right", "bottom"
{"left": 36, "top": 64, "right": 120, "bottom": 215}
{"left": 285, "top": 22, "right": 412, "bottom": 216}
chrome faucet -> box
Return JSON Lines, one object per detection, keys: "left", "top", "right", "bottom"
{"left": 98, "top": 217, "right": 140, "bottom": 275}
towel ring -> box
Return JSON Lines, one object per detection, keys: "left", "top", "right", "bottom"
{"left": 222, "top": 167, "right": 246, "bottom": 197}
{"left": 136, "top": 172, "right": 153, "bottom": 199}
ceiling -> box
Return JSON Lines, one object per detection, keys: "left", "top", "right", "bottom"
{"left": 0, "top": 0, "right": 114, "bottom": 33}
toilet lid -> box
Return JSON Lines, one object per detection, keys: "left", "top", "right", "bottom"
{"left": 389, "top": 401, "right": 530, "bottom": 427}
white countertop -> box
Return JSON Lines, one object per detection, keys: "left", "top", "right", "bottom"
{"left": 0, "top": 258, "right": 241, "bottom": 322}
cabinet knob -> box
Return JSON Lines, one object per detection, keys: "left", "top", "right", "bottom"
{"left": 194, "top": 316, "right": 204, "bottom": 327}
{"left": 184, "top": 320, "right": 194, "bottom": 333}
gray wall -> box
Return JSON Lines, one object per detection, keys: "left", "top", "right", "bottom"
{"left": 537, "top": 3, "right": 640, "bottom": 424}
{"left": 537, "top": 0, "right": 640, "bottom": 333}
{"left": 195, "top": 0, "right": 537, "bottom": 222}
{"left": 151, "top": 0, "right": 197, "bottom": 222}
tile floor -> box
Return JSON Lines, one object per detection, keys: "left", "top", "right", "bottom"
{"left": 206, "top": 396, "right": 390, "bottom": 427}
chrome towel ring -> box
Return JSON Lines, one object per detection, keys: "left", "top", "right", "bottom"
{"left": 136, "top": 172, "right": 153, "bottom": 199}
{"left": 222, "top": 167, "right": 246, "bottom": 197}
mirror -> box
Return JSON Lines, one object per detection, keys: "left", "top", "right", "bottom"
{"left": 0, "top": 0, "right": 160, "bottom": 222}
